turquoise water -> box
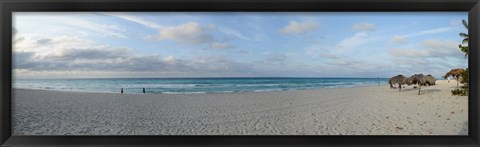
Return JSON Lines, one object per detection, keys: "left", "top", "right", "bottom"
{"left": 13, "top": 78, "right": 389, "bottom": 94}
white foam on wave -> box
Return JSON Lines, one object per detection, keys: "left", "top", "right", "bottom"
{"left": 162, "top": 91, "right": 208, "bottom": 94}
{"left": 121, "top": 84, "right": 198, "bottom": 88}
{"left": 253, "top": 89, "right": 284, "bottom": 92}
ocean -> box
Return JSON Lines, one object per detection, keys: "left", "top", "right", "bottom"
{"left": 13, "top": 78, "right": 390, "bottom": 94}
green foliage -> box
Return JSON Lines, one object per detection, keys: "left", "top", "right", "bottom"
{"left": 459, "top": 46, "right": 468, "bottom": 57}
{"left": 460, "top": 68, "right": 468, "bottom": 84}
{"left": 452, "top": 69, "right": 468, "bottom": 96}
{"left": 462, "top": 19, "right": 469, "bottom": 29}
{"left": 451, "top": 68, "right": 469, "bottom": 96}
{"left": 451, "top": 87, "right": 468, "bottom": 96}
{"left": 452, "top": 19, "right": 469, "bottom": 96}
{"left": 459, "top": 45, "right": 468, "bottom": 58}
{"left": 459, "top": 19, "right": 469, "bottom": 58}
{"left": 451, "top": 88, "right": 463, "bottom": 95}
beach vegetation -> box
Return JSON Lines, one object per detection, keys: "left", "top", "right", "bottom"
{"left": 459, "top": 19, "right": 469, "bottom": 58}
{"left": 451, "top": 88, "right": 466, "bottom": 96}
{"left": 443, "top": 68, "right": 465, "bottom": 87}
{"left": 451, "top": 19, "right": 469, "bottom": 96}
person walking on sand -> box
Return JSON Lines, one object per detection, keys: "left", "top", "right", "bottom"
{"left": 143, "top": 87, "right": 146, "bottom": 94}
{"left": 121, "top": 88, "right": 124, "bottom": 94}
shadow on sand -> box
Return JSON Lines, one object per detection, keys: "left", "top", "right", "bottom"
{"left": 419, "top": 89, "right": 441, "bottom": 94}
{"left": 450, "top": 86, "right": 463, "bottom": 88}
{"left": 400, "top": 87, "right": 441, "bottom": 93}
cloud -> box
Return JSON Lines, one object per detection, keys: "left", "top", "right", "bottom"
{"left": 318, "top": 52, "right": 338, "bottom": 59}
{"left": 49, "top": 46, "right": 131, "bottom": 60}
{"left": 406, "top": 27, "right": 452, "bottom": 37}
{"left": 327, "top": 58, "right": 361, "bottom": 66}
{"left": 36, "top": 39, "right": 51, "bottom": 45}
{"left": 118, "top": 17, "right": 234, "bottom": 48}
{"left": 15, "top": 13, "right": 128, "bottom": 39}
{"left": 305, "top": 48, "right": 338, "bottom": 59}
{"left": 209, "top": 42, "right": 233, "bottom": 49}
{"left": 391, "top": 35, "right": 407, "bottom": 44}
{"left": 13, "top": 36, "right": 94, "bottom": 59}
{"left": 162, "top": 56, "right": 176, "bottom": 64}
{"left": 388, "top": 39, "right": 463, "bottom": 58}
{"left": 13, "top": 36, "right": 269, "bottom": 78}
{"left": 352, "top": 22, "right": 376, "bottom": 32}
{"left": 107, "top": 13, "right": 164, "bottom": 29}
{"left": 147, "top": 22, "right": 215, "bottom": 45}
{"left": 387, "top": 39, "right": 467, "bottom": 78}
{"left": 280, "top": 21, "right": 319, "bottom": 35}
{"left": 236, "top": 50, "right": 250, "bottom": 54}
{"left": 390, "top": 27, "right": 454, "bottom": 45}
{"left": 13, "top": 51, "right": 37, "bottom": 70}
{"left": 14, "top": 36, "right": 135, "bottom": 71}
{"left": 337, "top": 32, "right": 381, "bottom": 51}
{"left": 218, "top": 27, "right": 263, "bottom": 41}
{"left": 266, "top": 53, "right": 287, "bottom": 62}
{"left": 55, "top": 16, "right": 127, "bottom": 38}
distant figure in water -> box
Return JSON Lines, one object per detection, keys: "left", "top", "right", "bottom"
{"left": 143, "top": 88, "right": 146, "bottom": 94}
{"left": 121, "top": 88, "right": 124, "bottom": 94}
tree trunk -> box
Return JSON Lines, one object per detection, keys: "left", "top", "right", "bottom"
{"left": 418, "top": 85, "right": 421, "bottom": 95}
{"left": 456, "top": 77, "right": 459, "bottom": 87}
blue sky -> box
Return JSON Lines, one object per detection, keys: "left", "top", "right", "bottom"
{"left": 13, "top": 12, "right": 467, "bottom": 79}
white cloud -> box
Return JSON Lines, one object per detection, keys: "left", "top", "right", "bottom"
{"left": 114, "top": 16, "right": 232, "bottom": 47}
{"left": 406, "top": 27, "right": 452, "bottom": 37}
{"left": 14, "top": 35, "right": 96, "bottom": 57}
{"left": 51, "top": 16, "right": 127, "bottom": 38}
{"left": 318, "top": 52, "right": 338, "bottom": 59}
{"left": 390, "top": 27, "right": 454, "bottom": 45}
{"left": 209, "top": 42, "right": 233, "bottom": 49}
{"left": 337, "top": 32, "right": 381, "bottom": 50}
{"left": 13, "top": 36, "right": 267, "bottom": 78}
{"left": 163, "top": 56, "right": 176, "bottom": 64}
{"left": 352, "top": 22, "right": 376, "bottom": 32}
{"left": 280, "top": 21, "right": 319, "bottom": 35}
{"left": 391, "top": 35, "right": 407, "bottom": 44}
{"left": 218, "top": 27, "right": 263, "bottom": 41}
{"left": 14, "top": 13, "right": 128, "bottom": 39}
{"left": 147, "top": 22, "right": 215, "bottom": 45}
{"left": 107, "top": 13, "right": 164, "bottom": 29}
{"left": 388, "top": 39, "right": 463, "bottom": 58}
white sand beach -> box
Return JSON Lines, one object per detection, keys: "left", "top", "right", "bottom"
{"left": 12, "top": 80, "right": 468, "bottom": 135}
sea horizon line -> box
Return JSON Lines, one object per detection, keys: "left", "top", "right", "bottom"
{"left": 14, "top": 77, "right": 392, "bottom": 80}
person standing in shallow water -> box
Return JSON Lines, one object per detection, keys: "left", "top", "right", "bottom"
{"left": 121, "top": 88, "right": 123, "bottom": 94}
{"left": 143, "top": 88, "right": 146, "bottom": 94}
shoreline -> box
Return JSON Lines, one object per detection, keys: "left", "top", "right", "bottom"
{"left": 13, "top": 83, "right": 390, "bottom": 95}
{"left": 12, "top": 80, "right": 468, "bottom": 135}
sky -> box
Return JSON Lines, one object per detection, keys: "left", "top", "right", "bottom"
{"left": 13, "top": 12, "right": 468, "bottom": 79}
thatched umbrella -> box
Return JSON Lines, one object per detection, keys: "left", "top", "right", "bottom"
{"left": 406, "top": 74, "right": 428, "bottom": 95}
{"left": 424, "top": 74, "right": 436, "bottom": 86}
{"left": 443, "top": 68, "right": 465, "bottom": 87}
{"left": 388, "top": 75, "right": 407, "bottom": 92}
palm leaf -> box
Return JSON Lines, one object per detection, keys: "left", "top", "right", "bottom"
{"left": 459, "top": 45, "right": 468, "bottom": 58}
{"left": 462, "top": 19, "right": 469, "bottom": 29}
